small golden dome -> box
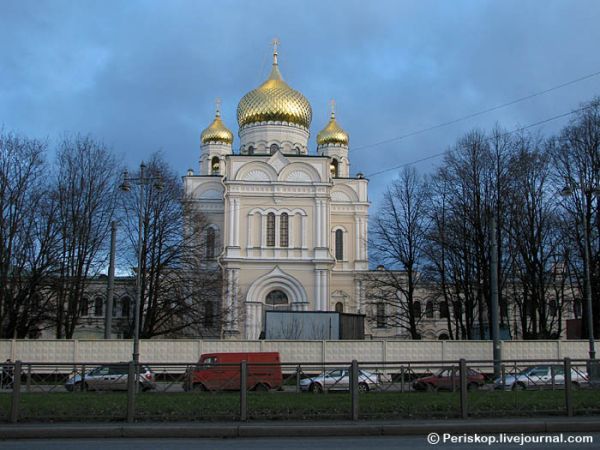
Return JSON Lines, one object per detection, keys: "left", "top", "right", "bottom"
{"left": 317, "top": 104, "right": 349, "bottom": 146}
{"left": 201, "top": 104, "right": 233, "bottom": 145}
{"left": 237, "top": 44, "right": 312, "bottom": 129}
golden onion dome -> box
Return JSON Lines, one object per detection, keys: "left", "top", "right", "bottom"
{"left": 201, "top": 105, "right": 233, "bottom": 145}
{"left": 317, "top": 106, "right": 349, "bottom": 146}
{"left": 237, "top": 45, "right": 312, "bottom": 129}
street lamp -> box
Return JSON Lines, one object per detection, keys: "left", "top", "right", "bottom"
{"left": 120, "top": 162, "right": 163, "bottom": 370}
{"left": 560, "top": 180, "right": 599, "bottom": 361}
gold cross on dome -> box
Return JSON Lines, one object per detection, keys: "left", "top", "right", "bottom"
{"left": 272, "top": 38, "right": 279, "bottom": 64}
{"left": 330, "top": 99, "right": 336, "bottom": 118}
{"left": 215, "top": 97, "right": 221, "bottom": 117}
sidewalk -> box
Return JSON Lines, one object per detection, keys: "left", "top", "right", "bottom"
{"left": 1, "top": 416, "right": 600, "bottom": 439}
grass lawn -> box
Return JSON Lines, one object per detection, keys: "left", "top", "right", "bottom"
{"left": 1, "top": 389, "right": 600, "bottom": 422}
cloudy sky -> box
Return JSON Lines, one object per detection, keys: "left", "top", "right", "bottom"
{"left": 2, "top": 0, "right": 600, "bottom": 207}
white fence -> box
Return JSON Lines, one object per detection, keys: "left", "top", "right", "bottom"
{"left": 1, "top": 339, "right": 598, "bottom": 364}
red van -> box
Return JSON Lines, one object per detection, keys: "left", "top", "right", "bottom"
{"left": 184, "top": 352, "right": 283, "bottom": 392}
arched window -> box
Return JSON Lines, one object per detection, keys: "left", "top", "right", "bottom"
{"left": 574, "top": 299, "right": 582, "bottom": 318}
{"left": 81, "top": 297, "right": 89, "bottom": 316}
{"left": 438, "top": 333, "right": 450, "bottom": 340}
{"left": 425, "top": 301, "right": 434, "bottom": 318}
{"left": 453, "top": 301, "right": 462, "bottom": 316}
{"left": 30, "top": 294, "right": 41, "bottom": 314}
{"left": 280, "top": 213, "right": 289, "bottom": 247}
{"left": 376, "top": 303, "right": 386, "bottom": 328}
{"left": 439, "top": 301, "right": 449, "bottom": 319}
{"left": 206, "top": 228, "right": 216, "bottom": 259}
{"left": 204, "top": 302, "right": 214, "bottom": 328}
{"left": 266, "top": 290, "right": 288, "bottom": 308}
{"left": 335, "top": 229, "right": 343, "bottom": 260}
{"left": 247, "top": 146, "right": 254, "bottom": 155}
{"left": 500, "top": 298, "right": 508, "bottom": 320}
{"left": 413, "top": 301, "right": 421, "bottom": 319}
{"left": 266, "top": 213, "right": 275, "bottom": 247}
{"left": 330, "top": 159, "right": 339, "bottom": 177}
{"left": 121, "top": 297, "right": 130, "bottom": 318}
{"left": 335, "top": 302, "right": 344, "bottom": 313}
{"left": 94, "top": 296, "right": 103, "bottom": 317}
{"left": 211, "top": 156, "right": 220, "bottom": 175}
{"left": 270, "top": 143, "right": 279, "bottom": 154}
{"left": 549, "top": 299, "right": 557, "bottom": 317}
{"left": 294, "top": 146, "right": 301, "bottom": 155}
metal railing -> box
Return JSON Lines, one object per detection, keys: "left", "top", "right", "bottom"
{"left": 1, "top": 358, "right": 598, "bottom": 423}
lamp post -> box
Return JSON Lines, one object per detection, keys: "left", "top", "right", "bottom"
{"left": 560, "top": 181, "right": 599, "bottom": 361}
{"left": 120, "top": 162, "right": 163, "bottom": 369}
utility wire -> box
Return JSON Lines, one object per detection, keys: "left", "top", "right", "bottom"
{"left": 365, "top": 104, "right": 592, "bottom": 178}
{"left": 351, "top": 69, "right": 600, "bottom": 153}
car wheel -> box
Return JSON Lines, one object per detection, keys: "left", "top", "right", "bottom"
{"left": 358, "top": 382, "right": 369, "bottom": 393}
{"left": 75, "top": 381, "right": 88, "bottom": 391}
{"left": 512, "top": 382, "right": 526, "bottom": 391}
{"left": 192, "top": 383, "right": 207, "bottom": 392}
{"left": 467, "top": 382, "right": 479, "bottom": 392}
{"left": 425, "top": 383, "right": 437, "bottom": 392}
{"left": 310, "top": 383, "right": 323, "bottom": 393}
{"left": 254, "top": 383, "right": 269, "bottom": 392}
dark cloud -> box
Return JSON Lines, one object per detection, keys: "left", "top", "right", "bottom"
{"left": 2, "top": 0, "right": 600, "bottom": 205}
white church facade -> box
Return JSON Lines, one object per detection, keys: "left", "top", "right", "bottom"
{"left": 184, "top": 46, "right": 369, "bottom": 339}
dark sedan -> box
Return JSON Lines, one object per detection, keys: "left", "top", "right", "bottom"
{"left": 412, "top": 367, "right": 485, "bottom": 391}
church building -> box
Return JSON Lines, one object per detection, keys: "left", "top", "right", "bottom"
{"left": 184, "top": 44, "right": 370, "bottom": 339}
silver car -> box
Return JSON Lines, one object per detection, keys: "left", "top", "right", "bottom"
{"left": 494, "top": 365, "right": 588, "bottom": 390}
{"left": 300, "top": 369, "right": 380, "bottom": 393}
{"left": 65, "top": 364, "right": 156, "bottom": 392}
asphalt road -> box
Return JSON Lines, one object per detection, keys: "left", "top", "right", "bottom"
{"left": 1, "top": 435, "right": 598, "bottom": 450}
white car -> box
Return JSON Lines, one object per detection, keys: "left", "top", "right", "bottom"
{"left": 494, "top": 365, "right": 588, "bottom": 390}
{"left": 65, "top": 364, "right": 156, "bottom": 392}
{"left": 299, "top": 369, "right": 380, "bottom": 393}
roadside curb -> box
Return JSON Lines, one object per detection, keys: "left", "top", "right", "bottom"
{"left": 1, "top": 418, "right": 600, "bottom": 440}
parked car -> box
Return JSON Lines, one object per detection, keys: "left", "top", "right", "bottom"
{"left": 299, "top": 368, "right": 380, "bottom": 393}
{"left": 184, "top": 352, "right": 283, "bottom": 392}
{"left": 412, "top": 367, "right": 485, "bottom": 391}
{"left": 65, "top": 364, "right": 156, "bottom": 392}
{"left": 1, "top": 359, "right": 14, "bottom": 389}
{"left": 494, "top": 365, "right": 588, "bottom": 390}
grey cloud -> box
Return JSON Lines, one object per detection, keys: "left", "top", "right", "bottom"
{"left": 1, "top": 0, "right": 600, "bottom": 205}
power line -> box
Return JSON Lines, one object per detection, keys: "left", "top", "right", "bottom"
{"left": 351, "top": 69, "right": 600, "bottom": 153}
{"left": 365, "top": 104, "right": 592, "bottom": 178}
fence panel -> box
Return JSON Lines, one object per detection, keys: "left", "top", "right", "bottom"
{"left": 386, "top": 341, "right": 442, "bottom": 362}
{"left": 15, "top": 340, "right": 74, "bottom": 362}
{"left": 1, "top": 339, "right": 598, "bottom": 365}
{"left": 324, "top": 341, "right": 384, "bottom": 363}
{"left": 259, "top": 340, "right": 322, "bottom": 363}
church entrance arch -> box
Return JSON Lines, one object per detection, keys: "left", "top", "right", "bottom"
{"left": 266, "top": 289, "right": 289, "bottom": 309}
{"left": 244, "top": 267, "right": 308, "bottom": 339}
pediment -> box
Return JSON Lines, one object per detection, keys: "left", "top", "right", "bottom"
{"left": 267, "top": 151, "right": 289, "bottom": 173}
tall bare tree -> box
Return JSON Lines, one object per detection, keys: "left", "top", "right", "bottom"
{"left": 505, "top": 136, "right": 565, "bottom": 338}
{"left": 0, "top": 131, "right": 57, "bottom": 338}
{"left": 426, "top": 128, "right": 512, "bottom": 339}
{"left": 367, "top": 166, "right": 430, "bottom": 338}
{"left": 119, "top": 154, "right": 223, "bottom": 338}
{"left": 553, "top": 98, "right": 600, "bottom": 339}
{"left": 50, "top": 135, "right": 119, "bottom": 338}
